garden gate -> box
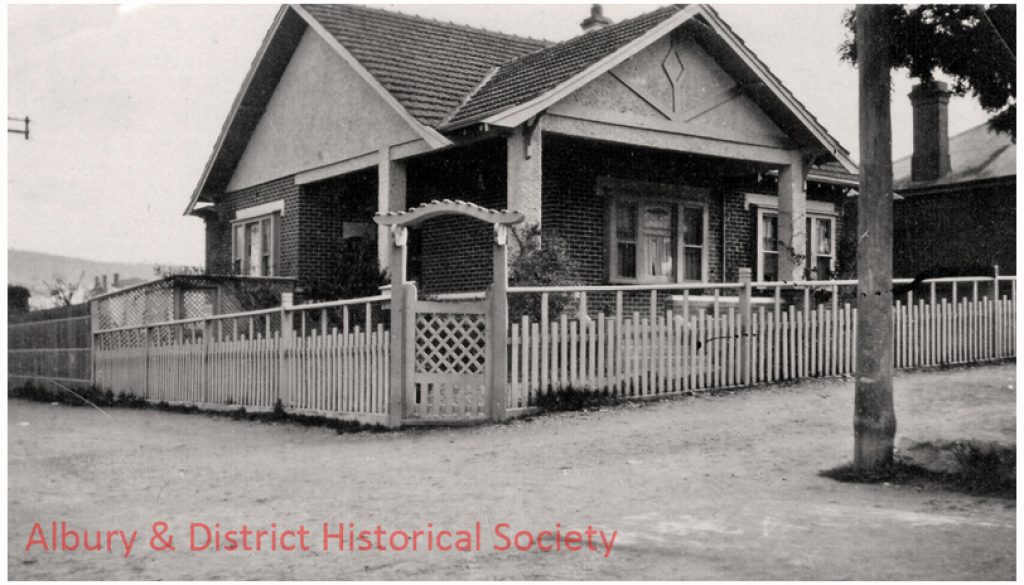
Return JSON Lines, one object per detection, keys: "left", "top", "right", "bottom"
{"left": 375, "top": 200, "right": 524, "bottom": 426}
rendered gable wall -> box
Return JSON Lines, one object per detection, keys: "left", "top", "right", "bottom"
{"left": 227, "top": 27, "right": 421, "bottom": 192}
{"left": 549, "top": 32, "right": 790, "bottom": 150}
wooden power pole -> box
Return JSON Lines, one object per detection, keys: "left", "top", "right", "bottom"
{"left": 854, "top": 4, "right": 897, "bottom": 470}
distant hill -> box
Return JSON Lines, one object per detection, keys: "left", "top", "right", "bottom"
{"left": 8, "top": 249, "right": 156, "bottom": 310}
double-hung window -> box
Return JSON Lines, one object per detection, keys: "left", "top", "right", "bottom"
{"left": 231, "top": 213, "right": 279, "bottom": 276}
{"left": 609, "top": 198, "right": 708, "bottom": 283}
{"left": 756, "top": 208, "right": 836, "bottom": 281}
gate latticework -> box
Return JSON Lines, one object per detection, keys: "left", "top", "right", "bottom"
{"left": 409, "top": 301, "right": 489, "bottom": 421}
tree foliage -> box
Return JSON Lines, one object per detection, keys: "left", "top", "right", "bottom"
{"left": 43, "top": 272, "right": 85, "bottom": 307}
{"left": 841, "top": 4, "right": 1016, "bottom": 138}
{"left": 8, "top": 285, "right": 31, "bottom": 315}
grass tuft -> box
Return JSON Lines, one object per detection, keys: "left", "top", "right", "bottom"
{"left": 9, "top": 383, "right": 388, "bottom": 435}
{"left": 820, "top": 457, "right": 1014, "bottom": 498}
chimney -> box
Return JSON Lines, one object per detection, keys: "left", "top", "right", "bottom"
{"left": 113, "top": 273, "right": 120, "bottom": 288}
{"left": 909, "top": 81, "right": 953, "bottom": 182}
{"left": 94, "top": 276, "right": 100, "bottom": 290}
{"left": 102, "top": 274, "right": 108, "bottom": 290}
{"left": 581, "top": 4, "right": 612, "bottom": 33}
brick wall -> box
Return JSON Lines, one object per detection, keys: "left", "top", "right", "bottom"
{"left": 406, "top": 138, "right": 507, "bottom": 294}
{"left": 893, "top": 180, "right": 1015, "bottom": 277}
{"left": 203, "top": 177, "right": 302, "bottom": 277}
{"left": 203, "top": 170, "right": 377, "bottom": 292}
{"left": 203, "top": 136, "right": 856, "bottom": 298}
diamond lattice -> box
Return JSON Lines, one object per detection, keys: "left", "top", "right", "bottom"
{"left": 415, "top": 313, "right": 486, "bottom": 374}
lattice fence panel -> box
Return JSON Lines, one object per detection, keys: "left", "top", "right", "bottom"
{"left": 182, "top": 289, "right": 217, "bottom": 320}
{"left": 415, "top": 313, "right": 486, "bottom": 375}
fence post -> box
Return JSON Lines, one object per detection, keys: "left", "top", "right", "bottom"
{"left": 490, "top": 224, "right": 510, "bottom": 422}
{"left": 402, "top": 283, "right": 418, "bottom": 422}
{"left": 144, "top": 325, "right": 152, "bottom": 398}
{"left": 738, "top": 268, "right": 752, "bottom": 385}
{"left": 387, "top": 281, "right": 406, "bottom": 429}
{"left": 202, "top": 317, "right": 213, "bottom": 404}
{"left": 89, "top": 300, "right": 99, "bottom": 386}
{"left": 279, "top": 292, "right": 294, "bottom": 409}
{"left": 993, "top": 264, "right": 1001, "bottom": 357}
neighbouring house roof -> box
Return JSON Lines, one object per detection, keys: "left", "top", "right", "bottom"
{"left": 894, "top": 123, "right": 1016, "bottom": 192}
{"left": 188, "top": 4, "right": 858, "bottom": 213}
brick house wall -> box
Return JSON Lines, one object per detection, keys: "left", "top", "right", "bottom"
{"left": 406, "top": 138, "right": 507, "bottom": 294}
{"left": 203, "top": 170, "right": 377, "bottom": 295}
{"left": 203, "top": 135, "right": 852, "bottom": 303}
{"left": 893, "top": 180, "right": 1015, "bottom": 277}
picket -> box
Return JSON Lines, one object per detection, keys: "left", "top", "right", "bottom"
{"left": 502, "top": 278, "right": 1015, "bottom": 405}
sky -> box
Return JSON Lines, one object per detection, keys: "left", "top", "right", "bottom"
{"left": 6, "top": 3, "right": 991, "bottom": 266}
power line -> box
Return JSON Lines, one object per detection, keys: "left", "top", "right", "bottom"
{"left": 8, "top": 116, "right": 30, "bottom": 140}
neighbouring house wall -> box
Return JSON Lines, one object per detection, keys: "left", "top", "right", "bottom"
{"left": 893, "top": 180, "right": 1016, "bottom": 277}
{"left": 406, "top": 139, "right": 508, "bottom": 294}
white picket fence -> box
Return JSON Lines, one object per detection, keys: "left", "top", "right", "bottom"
{"left": 507, "top": 275, "right": 1016, "bottom": 408}
{"left": 91, "top": 274, "right": 1015, "bottom": 426}
{"left": 93, "top": 295, "right": 391, "bottom": 424}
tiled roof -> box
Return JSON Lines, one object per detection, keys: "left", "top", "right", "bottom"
{"left": 301, "top": 4, "right": 550, "bottom": 128}
{"left": 809, "top": 161, "right": 858, "bottom": 184}
{"left": 445, "top": 6, "right": 682, "bottom": 127}
{"left": 894, "top": 123, "right": 1016, "bottom": 191}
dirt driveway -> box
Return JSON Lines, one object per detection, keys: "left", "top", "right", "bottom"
{"left": 8, "top": 364, "right": 1015, "bottom": 579}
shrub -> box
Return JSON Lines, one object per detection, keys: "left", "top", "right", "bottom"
{"left": 508, "top": 224, "right": 580, "bottom": 321}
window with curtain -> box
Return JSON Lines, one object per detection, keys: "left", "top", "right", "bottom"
{"left": 609, "top": 198, "right": 707, "bottom": 283}
{"left": 231, "top": 213, "right": 279, "bottom": 276}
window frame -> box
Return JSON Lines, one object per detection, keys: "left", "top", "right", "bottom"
{"left": 230, "top": 212, "right": 280, "bottom": 277}
{"left": 755, "top": 208, "right": 837, "bottom": 282}
{"left": 607, "top": 196, "right": 709, "bottom": 285}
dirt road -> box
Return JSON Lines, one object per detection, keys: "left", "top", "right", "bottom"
{"left": 8, "top": 364, "right": 1015, "bottom": 579}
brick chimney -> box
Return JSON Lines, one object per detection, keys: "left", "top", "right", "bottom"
{"left": 909, "top": 81, "right": 953, "bottom": 182}
{"left": 102, "top": 274, "right": 107, "bottom": 290}
{"left": 113, "top": 273, "right": 120, "bottom": 288}
{"left": 581, "top": 4, "right": 612, "bottom": 33}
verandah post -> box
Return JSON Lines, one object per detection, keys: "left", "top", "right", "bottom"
{"left": 738, "top": 268, "right": 752, "bottom": 385}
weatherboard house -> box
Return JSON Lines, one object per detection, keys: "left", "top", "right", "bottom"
{"left": 187, "top": 4, "right": 859, "bottom": 296}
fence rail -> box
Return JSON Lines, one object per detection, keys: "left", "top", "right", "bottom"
{"left": 507, "top": 273, "right": 1015, "bottom": 407}
{"left": 74, "top": 272, "right": 1021, "bottom": 427}
{"left": 8, "top": 314, "right": 92, "bottom": 382}
{"left": 93, "top": 294, "right": 390, "bottom": 424}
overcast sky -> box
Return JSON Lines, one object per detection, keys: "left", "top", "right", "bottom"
{"left": 7, "top": 3, "right": 990, "bottom": 266}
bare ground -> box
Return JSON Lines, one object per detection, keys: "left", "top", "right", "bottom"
{"left": 8, "top": 363, "right": 1016, "bottom": 580}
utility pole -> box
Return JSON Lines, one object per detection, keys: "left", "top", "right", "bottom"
{"left": 854, "top": 4, "right": 896, "bottom": 470}
{"left": 8, "top": 116, "right": 30, "bottom": 140}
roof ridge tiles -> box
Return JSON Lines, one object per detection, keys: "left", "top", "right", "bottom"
{"left": 301, "top": 3, "right": 554, "bottom": 47}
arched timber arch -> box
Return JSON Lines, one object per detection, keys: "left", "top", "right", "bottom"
{"left": 373, "top": 199, "right": 524, "bottom": 426}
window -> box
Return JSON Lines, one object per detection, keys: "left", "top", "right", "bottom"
{"left": 231, "top": 213, "right": 279, "bottom": 276}
{"left": 756, "top": 209, "right": 836, "bottom": 281}
{"left": 609, "top": 198, "right": 707, "bottom": 283}
{"left": 807, "top": 216, "right": 835, "bottom": 278}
